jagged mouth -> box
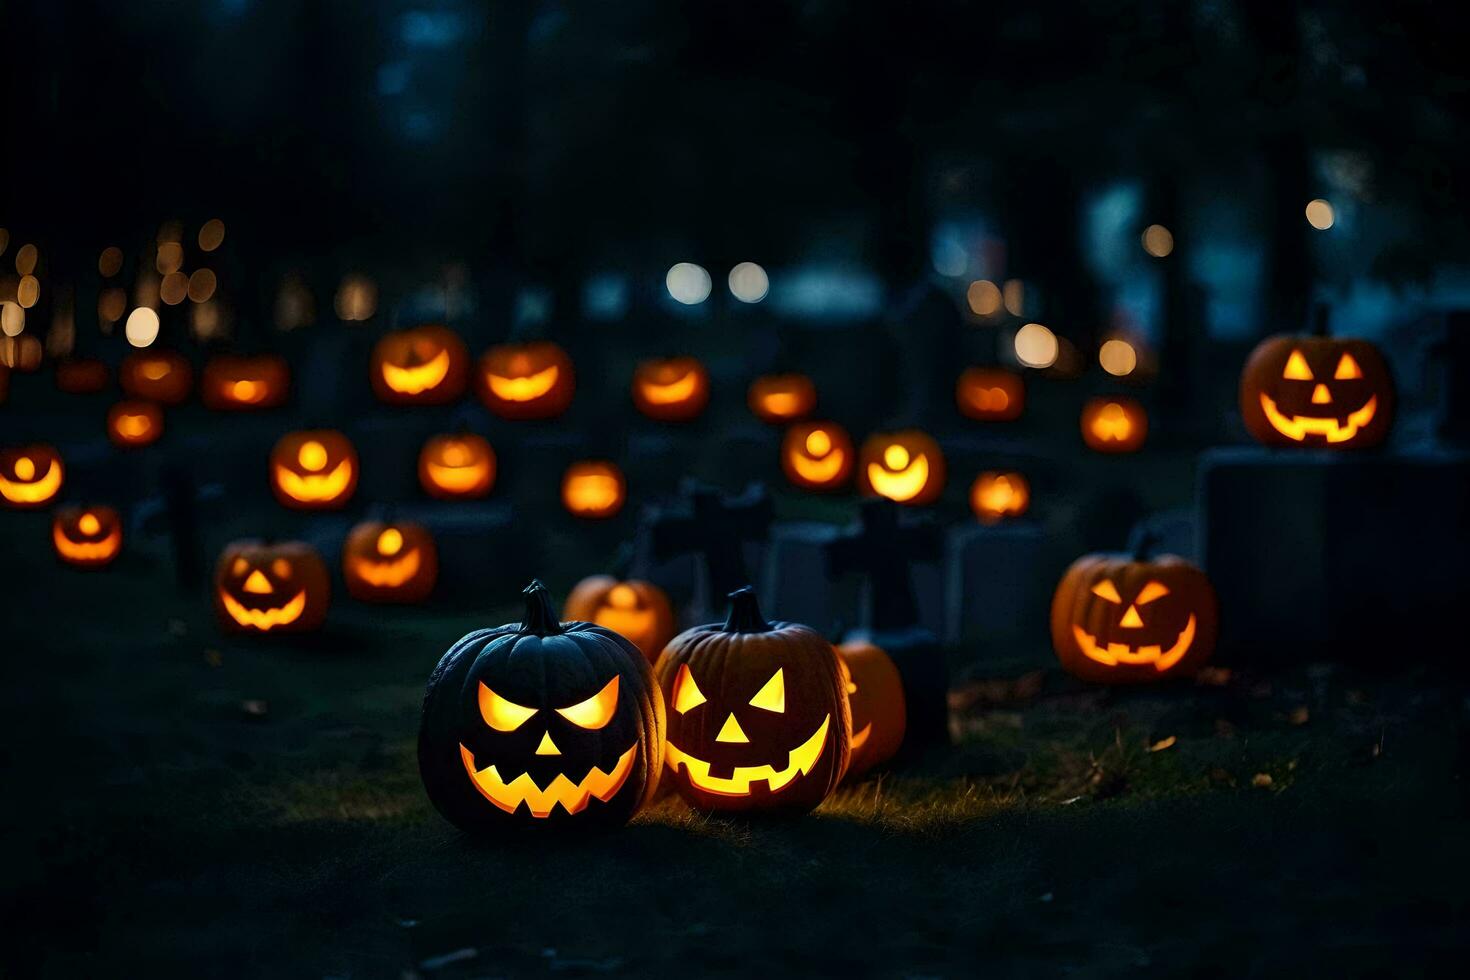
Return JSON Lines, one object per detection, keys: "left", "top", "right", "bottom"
{"left": 665, "top": 715, "right": 831, "bottom": 796}
{"left": 1260, "top": 393, "right": 1377, "bottom": 444}
{"left": 459, "top": 743, "right": 636, "bottom": 818}
{"left": 54, "top": 527, "right": 121, "bottom": 562}
{"left": 351, "top": 548, "right": 421, "bottom": 587}
{"left": 1071, "top": 615, "right": 1196, "bottom": 671}
{"left": 221, "top": 589, "right": 307, "bottom": 631}
{"left": 381, "top": 348, "right": 451, "bottom": 394}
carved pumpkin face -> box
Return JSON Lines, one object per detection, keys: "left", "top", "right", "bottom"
{"left": 858, "top": 430, "right": 945, "bottom": 505}
{"left": 213, "top": 540, "right": 330, "bottom": 633}
{"left": 52, "top": 505, "right": 123, "bottom": 568}
{"left": 107, "top": 400, "right": 164, "bottom": 448}
{"left": 200, "top": 354, "right": 290, "bottom": 411}
{"left": 561, "top": 461, "right": 625, "bottom": 519}
{"left": 655, "top": 588, "right": 850, "bottom": 814}
{"left": 1050, "top": 549, "right": 1218, "bottom": 683}
{"left": 836, "top": 639, "right": 906, "bottom": 780}
{"left": 632, "top": 356, "right": 710, "bottom": 422}
{"left": 55, "top": 358, "right": 111, "bottom": 395}
{"left": 955, "top": 367, "right": 1024, "bottom": 421}
{"left": 781, "top": 421, "right": 855, "bottom": 492}
{"left": 119, "top": 350, "right": 193, "bottom": 405}
{"left": 969, "top": 471, "right": 1030, "bottom": 524}
{"left": 270, "top": 430, "right": 359, "bottom": 509}
{"left": 477, "top": 341, "right": 575, "bottom": 419}
{"left": 0, "top": 444, "right": 64, "bottom": 508}
{"left": 564, "top": 576, "right": 675, "bottom": 664}
{"left": 748, "top": 373, "right": 816, "bottom": 424}
{"left": 1239, "top": 335, "right": 1394, "bottom": 448}
{"left": 343, "top": 521, "right": 438, "bottom": 603}
{"left": 1080, "top": 396, "right": 1148, "bottom": 453}
{"left": 371, "top": 324, "right": 469, "bottom": 404}
{"left": 418, "top": 581, "right": 664, "bottom": 829}
{"left": 418, "top": 433, "right": 495, "bottom": 500}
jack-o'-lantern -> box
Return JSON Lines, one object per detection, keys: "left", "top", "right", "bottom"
{"left": 476, "top": 341, "right": 575, "bottom": 419}
{"left": 1050, "top": 537, "right": 1218, "bottom": 684}
{"left": 55, "top": 358, "right": 110, "bottom": 394}
{"left": 213, "top": 539, "right": 330, "bottom": 634}
{"left": 564, "top": 576, "right": 675, "bottom": 664}
{"left": 119, "top": 349, "right": 192, "bottom": 405}
{"left": 858, "top": 430, "right": 945, "bottom": 505}
{"left": 343, "top": 520, "right": 438, "bottom": 603}
{"left": 52, "top": 505, "right": 123, "bottom": 568}
{"left": 1239, "top": 334, "right": 1394, "bottom": 449}
{"left": 0, "top": 444, "right": 64, "bottom": 508}
{"left": 632, "top": 356, "right": 709, "bottom": 422}
{"left": 1080, "top": 396, "right": 1148, "bottom": 453}
{"left": 562, "top": 461, "right": 625, "bottom": 519}
{"left": 748, "top": 373, "right": 816, "bottom": 424}
{"left": 955, "top": 367, "right": 1024, "bottom": 421}
{"left": 107, "top": 400, "right": 164, "bottom": 448}
{"left": 270, "top": 429, "right": 359, "bottom": 510}
{"left": 371, "top": 324, "right": 469, "bottom": 405}
{"left": 418, "top": 580, "right": 664, "bottom": 829}
{"left": 969, "top": 471, "right": 1030, "bottom": 524}
{"left": 781, "top": 421, "right": 854, "bottom": 492}
{"left": 418, "top": 433, "right": 495, "bottom": 500}
{"left": 654, "top": 588, "right": 850, "bottom": 814}
{"left": 836, "top": 639, "right": 906, "bottom": 780}
{"left": 201, "top": 354, "right": 290, "bottom": 410}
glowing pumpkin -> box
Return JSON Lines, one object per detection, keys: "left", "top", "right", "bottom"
{"left": 748, "top": 373, "right": 816, "bottom": 424}
{"left": 1080, "top": 396, "right": 1148, "bottom": 453}
{"left": 107, "top": 400, "right": 164, "bottom": 449}
{"left": 561, "top": 461, "right": 626, "bottom": 519}
{"left": 55, "top": 358, "right": 110, "bottom": 395}
{"left": 418, "top": 433, "right": 495, "bottom": 500}
{"left": 836, "top": 639, "right": 906, "bottom": 780}
{"left": 418, "top": 580, "right": 664, "bottom": 829}
{"left": 213, "top": 539, "right": 330, "bottom": 634}
{"left": 564, "top": 576, "right": 676, "bottom": 664}
{"left": 0, "top": 444, "right": 64, "bottom": 508}
{"left": 119, "top": 350, "right": 193, "bottom": 405}
{"left": 52, "top": 505, "right": 123, "bottom": 568}
{"left": 200, "top": 354, "right": 290, "bottom": 411}
{"left": 781, "top": 421, "right": 855, "bottom": 492}
{"left": 969, "top": 471, "right": 1030, "bottom": 524}
{"left": 476, "top": 341, "right": 575, "bottom": 420}
{"left": 343, "top": 520, "right": 438, "bottom": 604}
{"left": 654, "top": 587, "right": 850, "bottom": 814}
{"left": 270, "top": 429, "right": 359, "bottom": 510}
{"left": 858, "top": 430, "right": 946, "bottom": 505}
{"left": 370, "top": 324, "right": 469, "bottom": 405}
{"left": 1238, "top": 335, "right": 1394, "bottom": 449}
{"left": 955, "top": 367, "right": 1024, "bottom": 421}
{"left": 632, "top": 356, "right": 709, "bottom": 422}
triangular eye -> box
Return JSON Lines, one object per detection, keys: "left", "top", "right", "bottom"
{"left": 1135, "top": 581, "right": 1170, "bottom": 605}
{"left": 672, "top": 664, "right": 706, "bottom": 714}
{"left": 1334, "top": 353, "right": 1363, "bottom": 380}
{"left": 1282, "top": 350, "right": 1314, "bottom": 380}
{"left": 1091, "top": 580, "right": 1122, "bottom": 603}
{"left": 749, "top": 669, "right": 785, "bottom": 713}
{"left": 478, "top": 682, "right": 538, "bottom": 731}
{"left": 556, "top": 676, "right": 619, "bottom": 730}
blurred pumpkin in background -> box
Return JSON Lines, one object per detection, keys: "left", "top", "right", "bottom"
{"left": 107, "top": 400, "right": 164, "bottom": 448}
{"left": 213, "top": 539, "right": 330, "bottom": 634}
{"left": 55, "top": 358, "right": 110, "bottom": 394}
{"left": 371, "top": 324, "right": 468, "bottom": 405}
{"left": 564, "top": 576, "right": 675, "bottom": 663}
{"left": 201, "top": 354, "right": 290, "bottom": 410}
{"left": 418, "top": 433, "right": 495, "bottom": 499}
{"left": 270, "top": 429, "right": 359, "bottom": 510}
{"left": 748, "top": 373, "right": 816, "bottom": 424}
{"left": 343, "top": 520, "right": 438, "bottom": 603}
{"left": 561, "top": 461, "right": 625, "bottom": 519}
{"left": 955, "top": 367, "right": 1024, "bottom": 421}
{"left": 1080, "top": 396, "right": 1148, "bottom": 453}
{"left": 119, "top": 349, "right": 192, "bottom": 405}
{"left": 0, "top": 444, "right": 64, "bottom": 508}
{"left": 632, "top": 356, "right": 709, "bottom": 422}
{"left": 52, "top": 505, "right": 123, "bottom": 568}
{"left": 781, "top": 421, "right": 854, "bottom": 492}
{"left": 969, "top": 471, "right": 1030, "bottom": 524}
{"left": 1239, "top": 334, "right": 1394, "bottom": 449}
{"left": 836, "top": 638, "right": 906, "bottom": 780}
{"left": 858, "top": 430, "right": 945, "bottom": 505}
{"left": 477, "top": 340, "right": 575, "bottom": 419}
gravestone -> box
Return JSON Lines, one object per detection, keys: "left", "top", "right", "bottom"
{"left": 647, "top": 480, "right": 774, "bottom": 620}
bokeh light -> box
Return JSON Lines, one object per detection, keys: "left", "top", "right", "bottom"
{"left": 1099, "top": 338, "right": 1139, "bottom": 377}
{"left": 98, "top": 288, "right": 128, "bottom": 324}
{"left": 125, "top": 308, "right": 161, "bottom": 348}
{"left": 1013, "top": 322, "right": 1059, "bottom": 369}
{"left": 99, "top": 246, "right": 124, "bottom": 278}
{"left": 1305, "top": 199, "right": 1335, "bottom": 230}
{"left": 666, "top": 263, "right": 712, "bottom": 305}
{"left": 191, "top": 301, "right": 226, "bottom": 341}
{"left": 156, "top": 242, "right": 184, "bottom": 275}
{"left": 728, "top": 262, "right": 769, "bottom": 303}
{"left": 967, "top": 279, "right": 1002, "bottom": 317}
{"left": 276, "top": 275, "right": 315, "bottom": 330}
{"left": 335, "top": 275, "right": 377, "bottom": 321}
{"left": 1003, "top": 279, "right": 1024, "bottom": 317}
{"left": 188, "top": 268, "right": 217, "bottom": 303}
{"left": 17, "top": 275, "right": 40, "bottom": 309}
{"left": 160, "top": 272, "right": 189, "bottom": 306}
{"left": 15, "top": 243, "right": 38, "bottom": 276}
{"left": 198, "top": 219, "right": 226, "bottom": 252}
{"left": 1141, "top": 224, "right": 1174, "bottom": 258}
{"left": 1, "top": 302, "right": 24, "bottom": 337}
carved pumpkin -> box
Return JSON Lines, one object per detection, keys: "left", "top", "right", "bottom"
{"left": 107, "top": 400, "right": 164, "bottom": 448}
{"left": 119, "top": 349, "right": 193, "bottom": 405}
{"left": 632, "top": 356, "right": 709, "bottom": 422}
{"left": 52, "top": 505, "right": 123, "bottom": 568}
{"left": 1080, "top": 396, "right": 1148, "bottom": 453}
{"left": 781, "top": 421, "right": 855, "bottom": 492}
{"left": 564, "top": 576, "right": 675, "bottom": 664}
{"left": 200, "top": 354, "right": 290, "bottom": 411}
{"left": 343, "top": 520, "right": 438, "bottom": 604}
{"left": 654, "top": 588, "right": 850, "bottom": 814}
{"left": 371, "top": 324, "right": 469, "bottom": 405}
{"left": 1239, "top": 334, "right": 1394, "bottom": 449}
{"left": 748, "top": 373, "right": 816, "bottom": 424}
{"left": 418, "top": 433, "right": 495, "bottom": 500}
{"left": 476, "top": 341, "right": 575, "bottom": 420}
{"left": 858, "top": 430, "right": 946, "bottom": 506}
{"left": 955, "top": 367, "right": 1024, "bottom": 421}
{"left": 836, "top": 639, "right": 906, "bottom": 780}
{"left": 418, "top": 580, "right": 664, "bottom": 829}
{"left": 213, "top": 539, "right": 330, "bottom": 633}
{"left": 561, "top": 461, "right": 626, "bottom": 519}
{"left": 55, "top": 358, "right": 110, "bottom": 394}
{"left": 270, "top": 429, "right": 359, "bottom": 510}
{"left": 0, "top": 444, "right": 64, "bottom": 508}
{"left": 969, "top": 471, "right": 1030, "bottom": 524}
{"left": 1050, "top": 539, "right": 1218, "bottom": 684}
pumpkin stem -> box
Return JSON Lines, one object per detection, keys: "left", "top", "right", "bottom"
{"left": 1131, "top": 528, "right": 1161, "bottom": 561}
{"left": 520, "top": 580, "right": 564, "bottom": 636}
{"left": 722, "top": 586, "right": 773, "bottom": 633}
